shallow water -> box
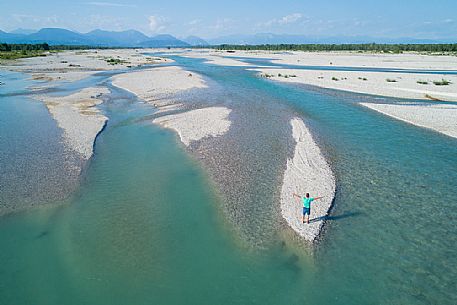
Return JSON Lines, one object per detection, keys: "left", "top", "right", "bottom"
{"left": 0, "top": 70, "right": 82, "bottom": 213}
{"left": 0, "top": 56, "right": 456, "bottom": 305}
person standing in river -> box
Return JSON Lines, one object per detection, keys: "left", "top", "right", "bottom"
{"left": 293, "top": 193, "right": 324, "bottom": 224}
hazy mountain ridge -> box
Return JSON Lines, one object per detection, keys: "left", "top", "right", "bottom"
{"left": 0, "top": 28, "right": 196, "bottom": 47}
{"left": 0, "top": 28, "right": 453, "bottom": 47}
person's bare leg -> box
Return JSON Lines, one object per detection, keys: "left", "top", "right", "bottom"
{"left": 306, "top": 214, "right": 310, "bottom": 224}
{"left": 302, "top": 215, "right": 305, "bottom": 224}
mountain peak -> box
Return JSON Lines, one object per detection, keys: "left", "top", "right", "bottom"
{"left": 183, "top": 35, "right": 209, "bottom": 46}
{"left": 150, "top": 34, "right": 177, "bottom": 40}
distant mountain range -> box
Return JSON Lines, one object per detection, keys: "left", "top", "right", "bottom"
{"left": 0, "top": 28, "right": 209, "bottom": 47}
{"left": 207, "top": 33, "right": 454, "bottom": 45}
{"left": 0, "top": 28, "right": 454, "bottom": 47}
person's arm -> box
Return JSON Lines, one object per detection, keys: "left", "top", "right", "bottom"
{"left": 314, "top": 196, "right": 324, "bottom": 200}
{"left": 292, "top": 193, "right": 302, "bottom": 204}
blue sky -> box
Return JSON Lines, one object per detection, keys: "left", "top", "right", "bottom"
{"left": 1, "top": 0, "right": 456, "bottom": 39}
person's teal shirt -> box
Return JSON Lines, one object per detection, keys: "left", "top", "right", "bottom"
{"left": 302, "top": 197, "right": 314, "bottom": 208}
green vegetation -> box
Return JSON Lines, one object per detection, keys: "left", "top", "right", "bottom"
{"left": 358, "top": 77, "right": 368, "bottom": 81}
{"left": 0, "top": 50, "right": 47, "bottom": 60}
{"left": 0, "top": 43, "right": 112, "bottom": 60}
{"left": 417, "top": 80, "right": 429, "bottom": 85}
{"left": 105, "top": 58, "right": 128, "bottom": 65}
{"left": 386, "top": 78, "right": 397, "bottom": 82}
{"left": 260, "top": 73, "right": 273, "bottom": 78}
{"left": 433, "top": 79, "right": 451, "bottom": 86}
{"left": 332, "top": 77, "right": 339, "bottom": 81}
{"left": 0, "top": 43, "right": 50, "bottom": 59}
{"left": 213, "top": 43, "right": 457, "bottom": 54}
{"left": 278, "top": 73, "right": 296, "bottom": 78}
{"left": 260, "top": 72, "right": 297, "bottom": 79}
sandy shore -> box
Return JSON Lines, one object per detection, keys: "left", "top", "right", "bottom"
{"left": 36, "top": 87, "right": 109, "bottom": 159}
{"left": 360, "top": 102, "right": 457, "bottom": 139}
{"left": 221, "top": 50, "right": 457, "bottom": 70}
{"left": 280, "top": 118, "right": 336, "bottom": 242}
{"left": 253, "top": 68, "right": 457, "bottom": 102}
{"left": 153, "top": 107, "right": 232, "bottom": 146}
{"left": 2, "top": 49, "right": 170, "bottom": 89}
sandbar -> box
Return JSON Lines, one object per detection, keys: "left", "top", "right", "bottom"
{"left": 112, "top": 65, "right": 207, "bottom": 110}
{"left": 360, "top": 102, "right": 457, "bottom": 139}
{"left": 280, "top": 118, "right": 336, "bottom": 242}
{"left": 36, "top": 87, "right": 109, "bottom": 159}
{"left": 153, "top": 107, "right": 232, "bottom": 146}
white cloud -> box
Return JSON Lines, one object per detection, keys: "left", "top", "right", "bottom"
{"left": 148, "top": 15, "right": 166, "bottom": 33}
{"left": 209, "top": 18, "right": 234, "bottom": 31}
{"left": 85, "top": 14, "right": 127, "bottom": 31}
{"left": 11, "top": 14, "right": 59, "bottom": 25}
{"left": 86, "top": 2, "right": 137, "bottom": 8}
{"left": 278, "top": 13, "right": 302, "bottom": 25}
{"left": 188, "top": 19, "right": 202, "bottom": 26}
{"left": 258, "top": 13, "right": 303, "bottom": 28}
{"left": 443, "top": 18, "right": 454, "bottom": 23}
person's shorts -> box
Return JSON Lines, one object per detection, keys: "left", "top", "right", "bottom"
{"left": 303, "top": 207, "right": 311, "bottom": 215}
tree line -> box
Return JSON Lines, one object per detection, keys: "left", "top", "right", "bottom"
{"left": 2, "top": 42, "right": 457, "bottom": 54}
{"left": 0, "top": 43, "right": 50, "bottom": 52}
{"left": 0, "top": 43, "right": 112, "bottom": 52}
{"left": 213, "top": 43, "right": 457, "bottom": 53}
{"left": 0, "top": 43, "right": 115, "bottom": 59}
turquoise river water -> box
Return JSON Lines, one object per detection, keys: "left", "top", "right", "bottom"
{"left": 0, "top": 55, "right": 456, "bottom": 305}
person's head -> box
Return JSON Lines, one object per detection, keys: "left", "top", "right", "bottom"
{"left": 305, "top": 193, "right": 310, "bottom": 198}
